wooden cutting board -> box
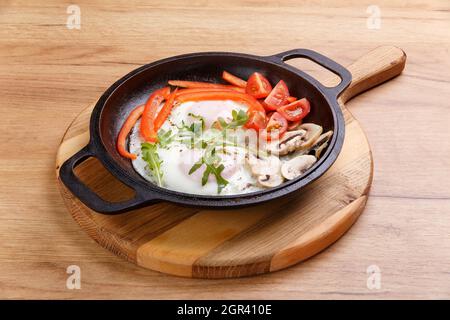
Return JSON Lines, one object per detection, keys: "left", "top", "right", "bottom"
{"left": 56, "top": 46, "right": 406, "bottom": 278}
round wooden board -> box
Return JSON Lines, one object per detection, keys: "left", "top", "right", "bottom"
{"left": 56, "top": 46, "right": 405, "bottom": 278}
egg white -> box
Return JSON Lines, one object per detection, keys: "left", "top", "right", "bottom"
{"left": 129, "top": 100, "right": 264, "bottom": 196}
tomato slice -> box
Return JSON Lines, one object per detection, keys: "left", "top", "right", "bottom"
{"left": 286, "top": 96, "right": 297, "bottom": 103}
{"left": 245, "top": 72, "right": 272, "bottom": 99}
{"left": 222, "top": 71, "right": 247, "bottom": 88}
{"left": 263, "top": 80, "right": 289, "bottom": 110}
{"left": 244, "top": 110, "right": 267, "bottom": 131}
{"left": 263, "top": 112, "right": 288, "bottom": 141}
{"left": 277, "top": 98, "right": 310, "bottom": 122}
{"left": 260, "top": 101, "right": 271, "bottom": 112}
{"left": 265, "top": 111, "right": 274, "bottom": 122}
{"left": 287, "top": 119, "right": 302, "bottom": 131}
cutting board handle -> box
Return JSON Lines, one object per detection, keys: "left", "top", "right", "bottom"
{"left": 339, "top": 46, "right": 406, "bottom": 103}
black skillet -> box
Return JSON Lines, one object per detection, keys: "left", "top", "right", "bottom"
{"left": 59, "top": 49, "right": 352, "bottom": 214}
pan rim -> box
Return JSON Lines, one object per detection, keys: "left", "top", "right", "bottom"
{"left": 88, "top": 51, "right": 345, "bottom": 205}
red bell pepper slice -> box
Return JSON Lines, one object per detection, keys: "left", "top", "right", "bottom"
{"left": 175, "top": 90, "right": 266, "bottom": 130}
{"left": 168, "top": 80, "right": 245, "bottom": 92}
{"left": 222, "top": 71, "right": 247, "bottom": 88}
{"left": 117, "top": 105, "right": 144, "bottom": 160}
{"left": 174, "top": 87, "right": 240, "bottom": 97}
{"left": 154, "top": 89, "right": 178, "bottom": 132}
{"left": 176, "top": 90, "right": 265, "bottom": 112}
{"left": 140, "top": 87, "right": 171, "bottom": 142}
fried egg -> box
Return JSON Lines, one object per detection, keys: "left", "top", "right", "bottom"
{"left": 129, "top": 100, "right": 263, "bottom": 195}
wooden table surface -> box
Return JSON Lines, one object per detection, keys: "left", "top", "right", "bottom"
{"left": 1, "top": 0, "right": 449, "bottom": 299}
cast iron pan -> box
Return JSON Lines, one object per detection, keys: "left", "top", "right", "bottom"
{"left": 59, "top": 49, "right": 352, "bottom": 214}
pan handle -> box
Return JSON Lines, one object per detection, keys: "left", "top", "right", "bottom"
{"left": 269, "top": 49, "right": 352, "bottom": 98}
{"left": 59, "top": 144, "right": 157, "bottom": 214}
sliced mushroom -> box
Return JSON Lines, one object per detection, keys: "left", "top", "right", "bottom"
{"left": 297, "top": 123, "right": 323, "bottom": 151}
{"left": 257, "top": 173, "right": 284, "bottom": 188}
{"left": 267, "top": 123, "right": 323, "bottom": 156}
{"left": 246, "top": 154, "right": 283, "bottom": 188}
{"left": 266, "top": 129, "right": 307, "bottom": 156}
{"left": 311, "top": 130, "right": 333, "bottom": 158}
{"left": 246, "top": 154, "right": 281, "bottom": 176}
{"left": 281, "top": 155, "right": 317, "bottom": 180}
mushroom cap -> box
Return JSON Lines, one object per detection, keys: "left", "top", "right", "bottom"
{"left": 312, "top": 130, "right": 333, "bottom": 158}
{"left": 266, "top": 123, "right": 323, "bottom": 156}
{"left": 257, "top": 173, "right": 284, "bottom": 188}
{"left": 266, "top": 129, "right": 307, "bottom": 156}
{"left": 246, "top": 154, "right": 281, "bottom": 176}
{"left": 281, "top": 155, "right": 317, "bottom": 180}
{"left": 297, "top": 123, "right": 323, "bottom": 151}
{"left": 246, "top": 154, "right": 284, "bottom": 188}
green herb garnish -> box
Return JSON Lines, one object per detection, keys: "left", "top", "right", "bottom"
{"left": 178, "top": 113, "right": 205, "bottom": 134}
{"left": 188, "top": 113, "right": 206, "bottom": 131}
{"left": 175, "top": 114, "right": 206, "bottom": 148}
{"left": 141, "top": 142, "right": 163, "bottom": 187}
{"left": 217, "top": 109, "right": 248, "bottom": 130}
{"left": 188, "top": 146, "right": 229, "bottom": 193}
{"left": 157, "top": 129, "right": 174, "bottom": 148}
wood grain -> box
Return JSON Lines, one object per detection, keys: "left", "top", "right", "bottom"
{"left": 1, "top": 0, "right": 449, "bottom": 298}
{"left": 55, "top": 98, "right": 370, "bottom": 278}
{"left": 55, "top": 46, "right": 405, "bottom": 279}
